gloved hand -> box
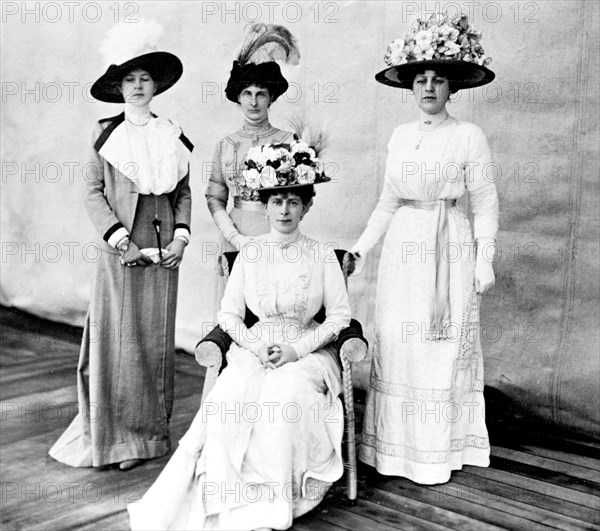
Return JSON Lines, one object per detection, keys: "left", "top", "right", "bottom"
{"left": 230, "top": 233, "right": 253, "bottom": 252}
{"left": 475, "top": 238, "right": 496, "bottom": 294}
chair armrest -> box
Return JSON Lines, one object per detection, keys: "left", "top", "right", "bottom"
{"left": 337, "top": 319, "right": 368, "bottom": 363}
{"left": 195, "top": 325, "right": 232, "bottom": 369}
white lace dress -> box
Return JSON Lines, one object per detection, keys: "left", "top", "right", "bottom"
{"left": 128, "top": 229, "right": 351, "bottom": 530}
{"left": 358, "top": 119, "right": 499, "bottom": 484}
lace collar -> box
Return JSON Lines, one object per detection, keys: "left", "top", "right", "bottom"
{"left": 266, "top": 227, "right": 302, "bottom": 249}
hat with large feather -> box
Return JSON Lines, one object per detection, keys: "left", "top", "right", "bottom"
{"left": 91, "top": 18, "right": 182, "bottom": 103}
{"left": 225, "top": 23, "right": 299, "bottom": 103}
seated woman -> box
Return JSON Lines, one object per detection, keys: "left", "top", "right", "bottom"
{"left": 129, "top": 179, "right": 351, "bottom": 530}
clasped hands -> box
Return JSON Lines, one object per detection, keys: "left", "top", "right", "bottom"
{"left": 120, "top": 239, "right": 186, "bottom": 269}
{"left": 257, "top": 343, "right": 298, "bottom": 370}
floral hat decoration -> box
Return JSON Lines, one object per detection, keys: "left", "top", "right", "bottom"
{"left": 376, "top": 12, "right": 494, "bottom": 91}
{"left": 239, "top": 118, "right": 330, "bottom": 195}
{"left": 91, "top": 18, "right": 183, "bottom": 103}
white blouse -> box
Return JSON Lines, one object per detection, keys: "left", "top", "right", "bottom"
{"left": 355, "top": 119, "right": 499, "bottom": 253}
{"left": 218, "top": 228, "right": 352, "bottom": 358}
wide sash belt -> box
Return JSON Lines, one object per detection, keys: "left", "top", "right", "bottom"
{"left": 233, "top": 197, "right": 264, "bottom": 212}
{"left": 399, "top": 198, "right": 457, "bottom": 340}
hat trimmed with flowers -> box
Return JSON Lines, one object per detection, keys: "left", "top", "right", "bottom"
{"left": 376, "top": 12, "right": 495, "bottom": 91}
{"left": 239, "top": 118, "right": 330, "bottom": 194}
{"left": 91, "top": 18, "right": 183, "bottom": 103}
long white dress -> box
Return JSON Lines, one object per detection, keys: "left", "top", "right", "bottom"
{"left": 128, "top": 228, "right": 351, "bottom": 530}
{"left": 358, "top": 118, "right": 499, "bottom": 485}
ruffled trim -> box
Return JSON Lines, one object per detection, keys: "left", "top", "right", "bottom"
{"left": 98, "top": 114, "right": 190, "bottom": 195}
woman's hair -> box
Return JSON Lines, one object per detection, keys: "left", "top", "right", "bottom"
{"left": 114, "top": 68, "right": 156, "bottom": 93}
{"left": 237, "top": 82, "right": 271, "bottom": 102}
{"left": 257, "top": 185, "right": 315, "bottom": 206}
{"left": 413, "top": 68, "right": 459, "bottom": 94}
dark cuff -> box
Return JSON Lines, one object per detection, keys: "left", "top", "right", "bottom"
{"left": 174, "top": 222, "right": 190, "bottom": 234}
{"left": 103, "top": 221, "right": 125, "bottom": 243}
{"left": 196, "top": 325, "right": 232, "bottom": 372}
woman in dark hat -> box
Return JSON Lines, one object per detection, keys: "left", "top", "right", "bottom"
{"left": 351, "top": 13, "right": 499, "bottom": 485}
{"left": 49, "top": 19, "right": 193, "bottom": 471}
{"left": 129, "top": 153, "right": 347, "bottom": 530}
{"left": 205, "top": 23, "right": 300, "bottom": 252}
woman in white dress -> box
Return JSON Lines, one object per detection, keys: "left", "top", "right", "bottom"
{"left": 129, "top": 172, "right": 350, "bottom": 529}
{"left": 352, "top": 13, "right": 499, "bottom": 485}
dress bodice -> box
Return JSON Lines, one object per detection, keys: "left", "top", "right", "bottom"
{"left": 385, "top": 120, "right": 492, "bottom": 201}
{"left": 209, "top": 126, "right": 295, "bottom": 202}
{"left": 218, "top": 230, "right": 351, "bottom": 358}
{"left": 364, "top": 119, "right": 499, "bottom": 242}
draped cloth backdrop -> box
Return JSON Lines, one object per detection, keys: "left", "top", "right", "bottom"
{"left": 1, "top": 1, "right": 598, "bottom": 440}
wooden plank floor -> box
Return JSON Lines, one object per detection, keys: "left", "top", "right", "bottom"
{"left": 1, "top": 306, "right": 599, "bottom": 531}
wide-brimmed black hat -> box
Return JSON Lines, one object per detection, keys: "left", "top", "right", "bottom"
{"left": 91, "top": 51, "right": 183, "bottom": 103}
{"left": 225, "top": 60, "right": 288, "bottom": 103}
{"left": 376, "top": 59, "right": 494, "bottom": 91}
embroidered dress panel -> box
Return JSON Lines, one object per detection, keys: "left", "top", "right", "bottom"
{"left": 359, "top": 119, "right": 498, "bottom": 484}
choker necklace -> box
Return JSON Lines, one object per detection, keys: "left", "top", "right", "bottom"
{"left": 415, "top": 115, "right": 451, "bottom": 150}
{"left": 126, "top": 115, "right": 151, "bottom": 127}
{"left": 242, "top": 123, "right": 272, "bottom": 135}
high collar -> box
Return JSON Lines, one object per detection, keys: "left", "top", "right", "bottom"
{"left": 267, "top": 227, "right": 302, "bottom": 248}
{"left": 243, "top": 115, "right": 270, "bottom": 129}
{"left": 124, "top": 103, "right": 152, "bottom": 125}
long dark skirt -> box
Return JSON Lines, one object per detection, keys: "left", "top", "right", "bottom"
{"left": 49, "top": 194, "right": 178, "bottom": 466}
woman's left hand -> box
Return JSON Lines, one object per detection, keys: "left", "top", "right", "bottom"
{"left": 475, "top": 260, "right": 495, "bottom": 293}
{"left": 270, "top": 344, "right": 299, "bottom": 368}
{"left": 475, "top": 237, "right": 496, "bottom": 294}
{"left": 161, "top": 239, "right": 186, "bottom": 269}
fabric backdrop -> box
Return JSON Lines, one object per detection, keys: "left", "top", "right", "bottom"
{"left": 1, "top": 1, "right": 598, "bottom": 440}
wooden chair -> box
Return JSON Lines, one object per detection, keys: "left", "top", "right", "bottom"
{"left": 194, "top": 250, "right": 368, "bottom": 503}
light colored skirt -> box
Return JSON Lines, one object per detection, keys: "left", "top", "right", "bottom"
{"left": 129, "top": 344, "right": 344, "bottom": 530}
{"left": 360, "top": 206, "right": 490, "bottom": 484}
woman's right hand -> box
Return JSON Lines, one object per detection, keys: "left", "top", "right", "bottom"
{"left": 121, "top": 241, "right": 152, "bottom": 267}
{"left": 257, "top": 344, "right": 277, "bottom": 369}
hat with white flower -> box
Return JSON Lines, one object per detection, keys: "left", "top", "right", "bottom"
{"left": 241, "top": 119, "right": 331, "bottom": 193}
{"left": 91, "top": 18, "right": 183, "bottom": 103}
{"left": 376, "top": 13, "right": 494, "bottom": 91}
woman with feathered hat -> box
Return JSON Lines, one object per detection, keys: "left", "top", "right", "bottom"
{"left": 351, "top": 13, "right": 499, "bottom": 485}
{"left": 205, "top": 23, "right": 299, "bottom": 252}
{"left": 129, "top": 152, "right": 347, "bottom": 530}
{"left": 49, "top": 19, "right": 193, "bottom": 471}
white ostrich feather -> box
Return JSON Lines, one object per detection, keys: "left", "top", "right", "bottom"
{"left": 288, "top": 116, "right": 329, "bottom": 156}
{"left": 99, "top": 18, "right": 164, "bottom": 66}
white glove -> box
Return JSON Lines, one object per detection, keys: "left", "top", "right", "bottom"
{"left": 475, "top": 238, "right": 496, "bottom": 294}
{"left": 230, "top": 233, "right": 253, "bottom": 251}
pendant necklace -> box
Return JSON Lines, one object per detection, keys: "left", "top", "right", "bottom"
{"left": 415, "top": 115, "right": 450, "bottom": 150}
